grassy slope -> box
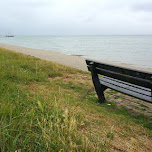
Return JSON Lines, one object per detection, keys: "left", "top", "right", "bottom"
{"left": 0, "top": 48, "right": 152, "bottom": 152}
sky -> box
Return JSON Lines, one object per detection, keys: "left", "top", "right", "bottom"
{"left": 0, "top": 0, "right": 152, "bottom": 35}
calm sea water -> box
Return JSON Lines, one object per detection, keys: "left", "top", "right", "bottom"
{"left": 0, "top": 35, "right": 152, "bottom": 69}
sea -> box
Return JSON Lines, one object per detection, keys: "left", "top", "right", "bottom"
{"left": 0, "top": 35, "right": 152, "bottom": 69}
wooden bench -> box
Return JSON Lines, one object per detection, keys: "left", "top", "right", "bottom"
{"left": 86, "top": 59, "right": 152, "bottom": 103}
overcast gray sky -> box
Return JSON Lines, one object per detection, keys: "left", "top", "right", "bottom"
{"left": 0, "top": 0, "right": 152, "bottom": 35}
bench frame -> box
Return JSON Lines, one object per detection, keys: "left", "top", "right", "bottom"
{"left": 86, "top": 59, "right": 152, "bottom": 104}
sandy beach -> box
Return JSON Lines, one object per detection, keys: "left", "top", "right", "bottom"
{"left": 0, "top": 43, "right": 152, "bottom": 72}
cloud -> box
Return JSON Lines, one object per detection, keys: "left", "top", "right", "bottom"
{"left": 0, "top": 0, "right": 152, "bottom": 35}
{"left": 132, "top": 2, "right": 152, "bottom": 12}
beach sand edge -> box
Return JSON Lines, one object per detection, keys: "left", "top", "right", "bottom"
{"left": 0, "top": 43, "right": 152, "bottom": 72}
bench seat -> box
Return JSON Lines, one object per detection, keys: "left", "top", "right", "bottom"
{"left": 100, "top": 76, "right": 152, "bottom": 102}
{"left": 86, "top": 59, "right": 152, "bottom": 103}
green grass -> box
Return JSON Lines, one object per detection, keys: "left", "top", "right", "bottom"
{"left": 0, "top": 48, "right": 152, "bottom": 152}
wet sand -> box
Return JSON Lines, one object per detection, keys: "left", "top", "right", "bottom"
{"left": 0, "top": 43, "right": 152, "bottom": 72}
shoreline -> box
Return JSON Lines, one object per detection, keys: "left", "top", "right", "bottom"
{"left": 0, "top": 43, "right": 152, "bottom": 72}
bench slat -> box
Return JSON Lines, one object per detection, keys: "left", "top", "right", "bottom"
{"left": 87, "top": 65, "right": 151, "bottom": 88}
{"left": 96, "top": 67, "right": 151, "bottom": 88}
{"left": 86, "top": 59, "right": 152, "bottom": 79}
{"left": 100, "top": 78, "right": 152, "bottom": 103}
{"left": 102, "top": 76, "right": 150, "bottom": 91}
{"left": 100, "top": 76, "right": 151, "bottom": 97}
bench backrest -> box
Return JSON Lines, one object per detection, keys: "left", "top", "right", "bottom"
{"left": 86, "top": 59, "right": 152, "bottom": 89}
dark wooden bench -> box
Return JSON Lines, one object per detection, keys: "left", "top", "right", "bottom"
{"left": 86, "top": 59, "right": 152, "bottom": 103}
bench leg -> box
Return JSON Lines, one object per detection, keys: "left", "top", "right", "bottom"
{"left": 90, "top": 62, "right": 107, "bottom": 103}
{"left": 99, "top": 85, "right": 107, "bottom": 103}
{"left": 93, "top": 82, "right": 107, "bottom": 103}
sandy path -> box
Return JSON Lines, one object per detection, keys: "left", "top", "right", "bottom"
{"left": 0, "top": 43, "right": 152, "bottom": 72}
{"left": 0, "top": 43, "right": 88, "bottom": 71}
